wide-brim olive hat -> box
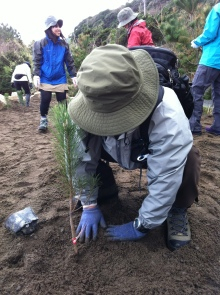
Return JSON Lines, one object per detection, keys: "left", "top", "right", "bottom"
{"left": 68, "top": 44, "right": 159, "bottom": 136}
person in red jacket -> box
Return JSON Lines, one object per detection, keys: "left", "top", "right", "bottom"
{"left": 117, "top": 7, "right": 154, "bottom": 48}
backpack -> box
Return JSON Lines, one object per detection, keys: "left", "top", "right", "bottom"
{"left": 129, "top": 46, "right": 194, "bottom": 119}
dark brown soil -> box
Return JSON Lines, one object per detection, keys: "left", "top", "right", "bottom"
{"left": 0, "top": 94, "right": 219, "bottom": 295}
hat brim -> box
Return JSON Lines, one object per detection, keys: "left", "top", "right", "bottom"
{"left": 68, "top": 49, "right": 159, "bottom": 136}
{"left": 118, "top": 12, "right": 138, "bottom": 28}
{"left": 57, "top": 19, "right": 63, "bottom": 28}
{"left": 45, "top": 19, "right": 63, "bottom": 30}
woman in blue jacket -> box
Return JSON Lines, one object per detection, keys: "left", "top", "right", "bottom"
{"left": 33, "top": 15, "right": 77, "bottom": 132}
{"left": 190, "top": 2, "right": 220, "bottom": 136}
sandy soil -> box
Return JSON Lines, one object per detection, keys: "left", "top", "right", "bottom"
{"left": 0, "top": 94, "right": 219, "bottom": 295}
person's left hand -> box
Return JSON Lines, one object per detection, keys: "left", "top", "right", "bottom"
{"left": 105, "top": 221, "right": 147, "bottom": 241}
{"left": 29, "top": 83, "right": 33, "bottom": 89}
{"left": 71, "top": 77, "right": 78, "bottom": 88}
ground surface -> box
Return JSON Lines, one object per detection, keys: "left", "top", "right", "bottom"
{"left": 0, "top": 95, "right": 219, "bottom": 295}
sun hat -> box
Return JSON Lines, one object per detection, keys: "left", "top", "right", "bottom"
{"left": 68, "top": 44, "right": 159, "bottom": 136}
{"left": 117, "top": 7, "right": 138, "bottom": 28}
{"left": 45, "top": 15, "right": 63, "bottom": 30}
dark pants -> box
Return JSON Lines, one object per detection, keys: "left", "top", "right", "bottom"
{"left": 99, "top": 145, "right": 201, "bottom": 208}
{"left": 40, "top": 90, "right": 67, "bottom": 116}
{"left": 189, "top": 65, "right": 220, "bottom": 132}
{"left": 174, "top": 145, "right": 201, "bottom": 208}
{"left": 14, "top": 81, "right": 30, "bottom": 94}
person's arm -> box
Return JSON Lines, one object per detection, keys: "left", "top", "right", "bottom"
{"left": 75, "top": 132, "right": 102, "bottom": 205}
{"left": 32, "top": 40, "right": 43, "bottom": 77}
{"left": 138, "top": 87, "right": 193, "bottom": 229}
{"left": 194, "top": 5, "right": 220, "bottom": 46}
{"left": 64, "top": 43, "right": 77, "bottom": 78}
{"left": 74, "top": 132, "right": 107, "bottom": 242}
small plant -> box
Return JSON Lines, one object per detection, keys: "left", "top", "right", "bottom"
{"left": 4, "top": 93, "right": 11, "bottom": 108}
{"left": 203, "top": 105, "right": 213, "bottom": 116}
{"left": 50, "top": 102, "right": 99, "bottom": 254}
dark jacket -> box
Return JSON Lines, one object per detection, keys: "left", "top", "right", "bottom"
{"left": 33, "top": 35, "right": 76, "bottom": 84}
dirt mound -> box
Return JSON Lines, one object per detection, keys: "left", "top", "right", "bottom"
{"left": 0, "top": 97, "right": 219, "bottom": 295}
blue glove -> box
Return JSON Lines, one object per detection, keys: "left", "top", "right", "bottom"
{"left": 105, "top": 221, "right": 147, "bottom": 241}
{"left": 29, "top": 83, "right": 33, "bottom": 89}
{"left": 76, "top": 206, "right": 106, "bottom": 243}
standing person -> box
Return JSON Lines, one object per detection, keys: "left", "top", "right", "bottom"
{"left": 68, "top": 44, "right": 201, "bottom": 251}
{"left": 11, "top": 61, "right": 33, "bottom": 107}
{"left": 33, "top": 15, "right": 77, "bottom": 132}
{"left": 190, "top": 2, "right": 220, "bottom": 136}
{"left": 117, "top": 7, "right": 154, "bottom": 48}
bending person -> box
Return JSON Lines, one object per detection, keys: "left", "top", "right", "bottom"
{"left": 117, "top": 7, "right": 154, "bottom": 48}
{"left": 68, "top": 44, "right": 201, "bottom": 251}
{"left": 11, "top": 61, "right": 33, "bottom": 107}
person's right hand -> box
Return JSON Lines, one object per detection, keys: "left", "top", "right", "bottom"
{"left": 76, "top": 205, "right": 107, "bottom": 243}
{"left": 33, "top": 76, "right": 40, "bottom": 89}
{"left": 191, "top": 41, "right": 199, "bottom": 49}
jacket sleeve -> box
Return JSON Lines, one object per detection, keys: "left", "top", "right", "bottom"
{"left": 138, "top": 87, "right": 193, "bottom": 229}
{"left": 194, "top": 5, "right": 220, "bottom": 46}
{"left": 64, "top": 44, "right": 77, "bottom": 78}
{"left": 32, "top": 40, "right": 43, "bottom": 76}
{"left": 74, "top": 132, "right": 102, "bottom": 205}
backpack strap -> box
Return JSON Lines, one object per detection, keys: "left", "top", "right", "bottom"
{"left": 130, "top": 85, "right": 164, "bottom": 167}
{"left": 139, "top": 85, "right": 164, "bottom": 143}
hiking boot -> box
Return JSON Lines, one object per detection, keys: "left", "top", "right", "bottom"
{"left": 205, "top": 126, "right": 220, "bottom": 136}
{"left": 167, "top": 206, "right": 191, "bottom": 251}
{"left": 38, "top": 118, "right": 48, "bottom": 132}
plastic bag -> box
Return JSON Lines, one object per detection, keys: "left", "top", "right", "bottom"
{"left": 5, "top": 207, "right": 38, "bottom": 235}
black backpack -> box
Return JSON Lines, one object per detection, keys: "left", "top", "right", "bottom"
{"left": 129, "top": 46, "right": 194, "bottom": 119}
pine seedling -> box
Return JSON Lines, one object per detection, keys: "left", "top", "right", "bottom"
{"left": 4, "top": 93, "right": 11, "bottom": 108}
{"left": 50, "top": 103, "right": 99, "bottom": 254}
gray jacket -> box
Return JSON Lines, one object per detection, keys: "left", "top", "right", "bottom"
{"left": 75, "top": 87, "right": 193, "bottom": 229}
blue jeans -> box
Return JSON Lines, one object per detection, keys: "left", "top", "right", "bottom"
{"left": 189, "top": 65, "right": 220, "bottom": 132}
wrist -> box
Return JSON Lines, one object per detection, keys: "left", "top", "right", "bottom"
{"left": 133, "top": 217, "right": 149, "bottom": 233}
{"left": 83, "top": 203, "right": 97, "bottom": 209}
